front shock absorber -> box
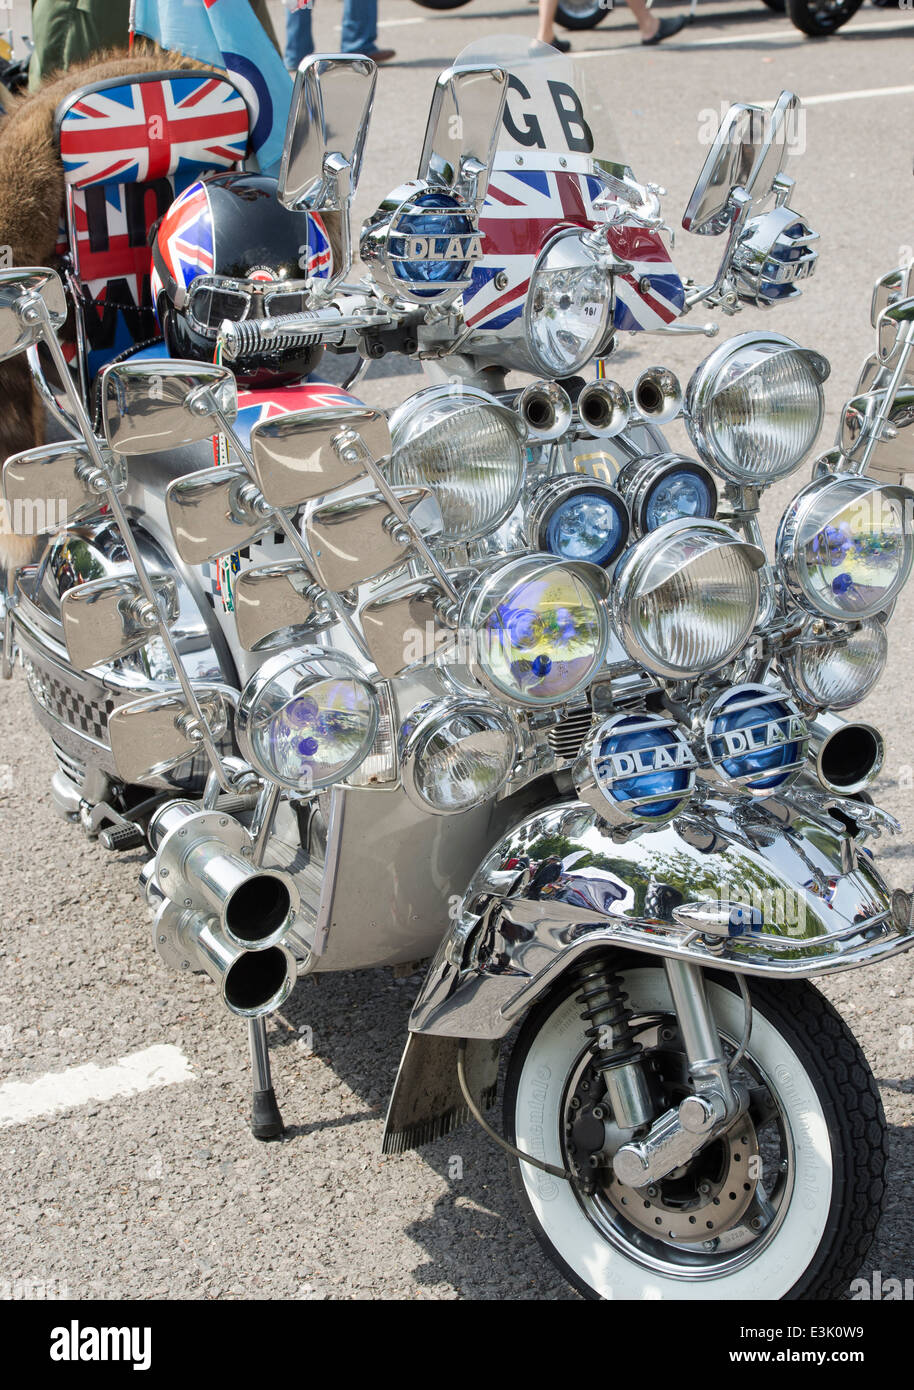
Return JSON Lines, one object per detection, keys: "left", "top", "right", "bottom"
{"left": 574, "top": 959, "right": 656, "bottom": 1131}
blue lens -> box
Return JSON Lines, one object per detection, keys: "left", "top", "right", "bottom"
{"left": 389, "top": 193, "right": 474, "bottom": 299}
{"left": 544, "top": 491, "right": 626, "bottom": 567}
{"left": 595, "top": 716, "right": 692, "bottom": 818}
{"left": 709, "top": 693, "right": 801, "bottom": 790}
{"left": 644, "top": 470, "right": 714, "bottom": 531}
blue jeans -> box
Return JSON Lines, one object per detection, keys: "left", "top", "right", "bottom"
{"left": 284, "top": 5, "right": 314, "bottom": 70}
{"left": 341, "top": 0, "right": 379, "bottom": 55}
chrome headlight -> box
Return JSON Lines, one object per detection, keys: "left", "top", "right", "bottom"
{"left": 236, "top": 648, "right": 379, "bottom": 792}
{"left": 526, "top": 474, "right": 629, "bottom": 569}
{"left": 777, "top": 475, "right": 914, "bottom": 621}
{"left": 525, "top": 229, "right": 614, "bottom": 379}
{"left": 400, "top": 698, "right": 517, "bottom": 815}
{"left": 685, "top": 332, "right": 829, "bottom": 485}
{"left": 388, "top": 385, "right": 526, "bottom": 542}
{"left": 612, "top": 519, "right": 764, "bottom": 679}
{"left": 700, "top": 683, "right": 808, "bottom": 795}
{"left": 781, "top": 617, "right": 888, "bottom": 711}
{"left": 615, "top": 453, "right": 717, "bottom": 537}
{"left": 460, "top": 553, "right": 610, "bottom": 708}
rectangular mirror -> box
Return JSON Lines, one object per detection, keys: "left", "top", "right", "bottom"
{"left": 418, "top": 64, "right": 508, "bottom": 211}
{"left": 250, "top": 405, "right": 392, "bottom": 509}
{"left": 682, "top": 104, "right": 766, "bottom": 235}
{"left": 304, "top": 486, "right": 437, "bottom": 592}
{"left": 876, "top": 296, "right": 914, "bottom": 366}
{"left": 101, "top": 360, "right": 237, "bottom": 457}
{"left": 359, "top": 578, "right": 447, "bottom": 678}
{"left": 107, "top": 685, "right": 235, "bottom": 785}
{"left": 0, "top": 267, "right": 67, "bottom": 362}
{"left": 60, "top": 574, "right": 178, "bottom": 670}
{"left": 278, "top": 55, "right": 376, "bottom": 212}
{"left": 743, "top": 91, "right": 800, "bottom": 206}
{"left": 234, "top": 560, "right": 330, "bottom": 652}
{"left": 840, "top": 386, "right": 914, "bottom": 481}
{"left": 165, "top": 464, "right": 274, "bottom": 566}
{"left": 2, "top": 440, "right": 126, "bottom": 530}
{"left": 871, "top": 264, "right": 914, "bottom": 329}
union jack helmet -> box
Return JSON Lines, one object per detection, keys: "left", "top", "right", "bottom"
{"left": 151, "top": 171, "right": 334, "bottom": 384}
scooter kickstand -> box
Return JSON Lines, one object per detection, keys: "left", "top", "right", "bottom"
{"left": 248, "top": 1016, "right": 284, "bottom": 1140}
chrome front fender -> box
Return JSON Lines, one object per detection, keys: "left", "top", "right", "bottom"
{"left": 407, "top": 795, "right": 912, "bottom": 1042}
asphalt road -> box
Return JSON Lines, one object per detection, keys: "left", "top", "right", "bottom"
{"left": 0, "top": 0, "right": 913, "bottom": 1302}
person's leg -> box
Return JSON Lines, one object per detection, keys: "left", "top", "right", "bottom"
{"left": 537, "top": 0, "right": 560, "bottom": 43}
{"left": 284, "top": 3, "right": 314, "bottom": 72}
{"left": 341, "top": 0, "right": 378, "bottom": 53}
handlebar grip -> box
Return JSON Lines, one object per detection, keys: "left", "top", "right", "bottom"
{"left": 219, "top": 308, "right": 345, "bottom": 360}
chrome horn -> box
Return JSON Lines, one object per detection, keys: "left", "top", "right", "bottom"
{"left": 577, "top": 379, "right": 631, "bottom": 439}
{"left": 515, "top": 380, "right": 573, "bottom": 441}
{"left": 633, "top": 366, "right": 683, "bottom": 424}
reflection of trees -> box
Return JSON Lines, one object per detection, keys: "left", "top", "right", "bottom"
{"left": 521, "top": 833, "right": 824, "bottom": 944}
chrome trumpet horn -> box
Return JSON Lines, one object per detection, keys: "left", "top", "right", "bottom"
{"left": 633, "top": 366, "right": 683, "bottom": 424}
{"left": 577, "top": 379, "right": 631, "bottom": 439}
{"left": 516, "top": 380, "right": 573, "bottom": 441}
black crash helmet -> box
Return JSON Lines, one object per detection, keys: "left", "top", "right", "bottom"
{"left": 150, "top": 171, "right": 334, "bottom": 385}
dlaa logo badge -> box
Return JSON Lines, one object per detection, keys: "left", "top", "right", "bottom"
{"left": 715, "top": 713, "right": 807, "bottom": 759}
{"left": 400, "top": 233, "right": 483, "bottom": 263}
{"left": 50, "top": 1320, "right": 151, "bottom": 1371}
{"left": 604, "top": 739, "right": 697, "bottom": 780}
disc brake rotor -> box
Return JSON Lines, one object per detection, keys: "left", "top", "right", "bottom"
{"left": 602, "top": 1117, "right": 760, "bottom": 1242}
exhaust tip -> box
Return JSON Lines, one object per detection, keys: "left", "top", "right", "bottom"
{"left": 224, "top": 945, "right": 294, "bottom": 1017}
{"left": 224, "top": 871, "right": 293, "bottom": 948}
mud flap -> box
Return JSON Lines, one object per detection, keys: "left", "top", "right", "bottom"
{"left": 381, "top": 1033, "right": 501, "bottom": 1155}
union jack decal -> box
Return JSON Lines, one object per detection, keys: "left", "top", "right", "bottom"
{"left": 463, "top": 158, "right": 684, "bottom": 338}
{"left": 58, "top": 73, "right": 249, "bottom": 189}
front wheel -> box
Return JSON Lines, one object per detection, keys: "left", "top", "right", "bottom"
{"left": 786, "top": 0, "right": 863, "bottom": 32}
{"left": 504, "top": 961, "right": 886, "bottom": 1299}
{"left": 556, "top": 0, "right": 611, "bottom": 29}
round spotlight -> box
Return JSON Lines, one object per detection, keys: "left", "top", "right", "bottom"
{"left": 616, "top": 453, "right": 717, "bottom": 536}
{"left": 236, "top": 647, "right": 379, "bottom": 792}
{"left": 526, "top": 475, "right": 630, "bottom": 569}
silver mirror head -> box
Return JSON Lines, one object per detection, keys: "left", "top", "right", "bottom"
{"left": 0, "top": 267, "right": 67, "bottom": 361}
{"left": 304, "top": 486, "right": 438, "bottom": 591}
{"left": 233, "top": 561, "right": 332, "bottom": 652}
{"left": 876, "top": 296, "right": 914, "bottom": 365}
{"left": 60, "top": 573, "right": 178, "bottom": 670}
{"left": 101, "top": 360, "right": 237, "bottom": 456}
{"left": 418, "top": 63, "right": 508, "bottom": 211}
{"left": 682, "top": 104, "right": 765, "bottom": 235}
{"left": 278, "top": 54, "right": 377, "bottom": 212}
{"left": 2, "top": 440, "right": 126, "bottom": 530}
{"left": 250, "top": 405, "right": 392, "bottom": 508}
{"left": 743, "top": 91, "right": 800, "bottom": 204}
{"left": 359, "top": 578, "right": 446, "bottom": 678}
{"left": 871, "top": 264, "right": 914, "bottom": 329}
{"left": 107, "top": 686, "right": 234, "bottom": 784}
{"left": 840, "top": 386, "right": 914, "bottom": 483}
{"left": 165, "top": 464, "right": 272, "bottom": 566}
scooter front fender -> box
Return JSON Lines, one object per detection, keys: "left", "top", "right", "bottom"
{"left": 408, "top": 795, "right": 910, "bottom": 1042}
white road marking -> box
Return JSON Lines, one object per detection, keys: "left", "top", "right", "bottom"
{"left": 572, "top": 15, "right": 914, "bottom": 56}
{"left": 801, "top": 85, "right": 914, "bottom": 106}
{"left": 0, "top": 1044, "right": 194, "bottom": 1127}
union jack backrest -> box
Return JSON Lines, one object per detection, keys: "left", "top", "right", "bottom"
{"left": 54, "top": 71, "right": 250, "bottom": 384}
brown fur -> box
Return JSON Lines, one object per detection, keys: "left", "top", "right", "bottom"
{"left": 0, "top": 47, "right": 222, "bottom": 573}
{"left": 0, "top": 46, "right": 342, "bottom": 575}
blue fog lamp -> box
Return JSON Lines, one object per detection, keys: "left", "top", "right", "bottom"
{"left": 526, "top": 475, "right": 630, "bottom": 569}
